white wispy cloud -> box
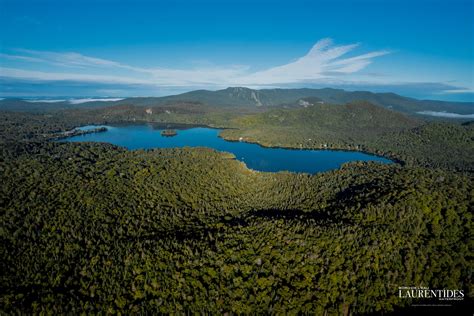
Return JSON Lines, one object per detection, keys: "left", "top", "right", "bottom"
{"left": 0, "top": 53, "right": 45, "bottom": 63}
{"left": 24, "top": 99, "right": 67, "bottom": 103}
{"left": 0, "top": 38, "right": 389, "bottom": 88}
{"left": 417, "top": 111, "right": 474, "bottom": 118}
{"left": 68, "top": 98, "right": 125, "bottom": 104}
{"left": 13, "top": 48, "right": 129, "bottom": 69}
{"left": 0, "top": 67, "right": 153, "bottom": 85}
{"left": 440, "top": 89, "right": 474, "bottom": 94}
{"left": 237, "top": 38, "right": 389, "bottom": 84}
{"left": 21, "top": 98, "right": 125, "bottom": 104}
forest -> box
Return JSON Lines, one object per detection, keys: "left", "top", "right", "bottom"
{"left": 0, "top": 100, "right": 473, "bottom": 314}
{"left": 220, "top": 101, "right": 474, "bottom": 171}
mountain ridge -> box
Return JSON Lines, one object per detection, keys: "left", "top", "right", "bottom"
{"left": 1, "top": 87, "right": 473, "bottom": 116}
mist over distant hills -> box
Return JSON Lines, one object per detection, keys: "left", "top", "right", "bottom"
{"left": 1, "top": 87, "right": 473, "bottom": 117}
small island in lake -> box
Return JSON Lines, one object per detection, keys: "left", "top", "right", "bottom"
{"left": 160, "top": 129, "right": 178, "bottom": 137}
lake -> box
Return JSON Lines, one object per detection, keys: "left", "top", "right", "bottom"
{"left": 63, "top": 124, "right": 392, "bottom": 173}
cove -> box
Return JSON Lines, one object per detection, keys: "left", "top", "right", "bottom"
{"left": 63, "top": 124, "right": 392, "bottom": 173}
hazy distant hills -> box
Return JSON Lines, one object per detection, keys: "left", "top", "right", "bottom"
{"left": 115, "top": 87, "right": 474, "bottom": 115}
{"left": 1, "top": 87, "right": 473, "bottom": 116}
{"left": 0, "top": 98, "right": 116, "bottom": 112}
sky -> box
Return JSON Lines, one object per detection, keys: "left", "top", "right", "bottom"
{"left": 0, "top": 0, "right": 473, "bottom": 101}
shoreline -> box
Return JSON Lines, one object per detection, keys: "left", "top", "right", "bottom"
{"left": 57, "top": 123, "right": 398, "bottom": 171}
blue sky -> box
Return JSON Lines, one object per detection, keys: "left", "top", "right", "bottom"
{"left": 0, "top": 0, "right": 473, "bottom": 101}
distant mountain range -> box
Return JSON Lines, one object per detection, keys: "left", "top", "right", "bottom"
{"left": 1, "top": 87, "right": 473, "bottom": 117}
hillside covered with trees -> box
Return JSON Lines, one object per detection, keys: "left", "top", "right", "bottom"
{"left": 2, "top": 87, "right": 473, "bottom": 115}
{"left": 1, "top": 141, "right": 472, "bottom": 314}
{"left": 0, "top": 99, "right": 472, "bottom": 313}
{"left": 221, "top": 101, "right": 474, "bottom": 171}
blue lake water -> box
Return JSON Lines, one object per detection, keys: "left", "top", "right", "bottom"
{"left": 64, "top": 125, "right": 392, "bottom": 173}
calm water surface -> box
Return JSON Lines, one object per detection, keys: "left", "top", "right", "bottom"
{"left": 64, "top": 125, "right": 392, "bottom": 173}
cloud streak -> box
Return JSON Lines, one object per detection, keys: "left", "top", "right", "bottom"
{"left": 417, "top": 111, "right": 474, "bottom": 119}
{"left": 440, "top": 89, "right": 474, "bottom": 94}
{"left": 0, "top": 67, "right": 153, "bottom": 85}
{"left": 1, "top": 38, "right": 472, "bottom": 100}
{"left": 0, "top": 38, "right": 389, "bottom": 88}
{"left": 13, "top": 48, "right": 129, "bottom": 69}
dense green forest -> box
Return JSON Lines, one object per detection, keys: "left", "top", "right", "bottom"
{"left": 0, "top": 100, "right": 473, "bottom": 313}
{"left": 221, "top": 102, "right": 474, "bottom": 171}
